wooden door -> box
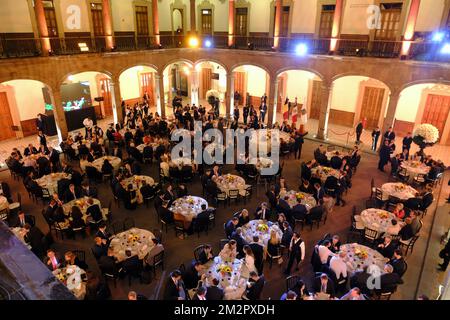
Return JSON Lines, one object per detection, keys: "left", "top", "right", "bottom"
{"left": 309, "top": 80, "right": 322, "bottom": 119}
{"left": 99, "top": 78, "right": 112, "bottom": 117}
{"left": 360, "top": 86, "right": 385, "bottom": 129}
{"left": 319, "top": 5, "right": 334, "bottom": 38}
{"left": 0, "top": 93, "right": 15, "bottom": 141}
{"left": 201, "top": 68, "right": 212, "bottom": 99}
{"left": 140, "top": 72, "right": 154, "bottom": 105}
{"left": 180, "top": 73, "right": 188, "bottom": 96}
{"left": 422, "top": 94, "right": 450, "bottom": 141}
{"left": 234, "top": 72, "right": 246, "bottom": 105}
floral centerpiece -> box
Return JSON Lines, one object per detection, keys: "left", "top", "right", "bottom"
{"left": 217, "top": 264, "right": 233, "bottom": 276}
{"left": 225, "top": 174, "right": 235, "bottom": 183}
{"left": 186, "top": 197, "right": 195, "bottom": 205}
{"left": 54, "top": 269, "right": 68, "bottom": 283}
{"left": 413, "top": 124, "right": 439, "bottom": 152}
{"left": 322, "top": 167, "right": 331, "bottom": 174}
{"left": 354, "top": 248, "right": 369, "bottom": 260}
{"left": 296, "top": 192, "right": 305, "bottom": 201}
{"left": 395, "top": 183, "right": 406, "bottom": 191}
{"left": 378, "top": 211, "right": 389, "bottom": 219}
{"left": 257, "top": 223, "right": 269, "bottom": 232}
{"left": 206, "top": 89, "right": 220, "bottom": 106}
{"left": 127, "top": 233, "right": 139, "bottom": 244}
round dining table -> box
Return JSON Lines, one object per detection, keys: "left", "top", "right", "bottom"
{"left": 340, "top": 243, "right": 387, "bottom": 274}
{"left": 311, "top": 166, "right": 341, "bottom": 183}
{"left": 0, "top": 195, "right": 9, "bottom": 211}
{"left": 53, "top": 265, "right": 87, "bottom": 300}
{"left": 170, "top": 157, "right": 195, "bottom": 169}
{"left": 381, "top": 183, "right": 417, "bottom": 201}
{"left": 278, "top": 189, "right": 317, "bottom": 210}
{"left": 255, "top": 157, "right": 274, "bottom": 173}
{"left": 121, "top": 175, "right": 155, "bottom": 204}
{"left": 109, "top": 228, "right": 155, "bottom": 262}
{"left": 88, "top": 156, "right": 122, "bottom": 172}
{"left": 169, "top": 196, "right": 208, "bottom": 221}
{"left": 326, "top": 150, "right": 345, "bottom": 161}
{"left": 360, "top": 208, "right": 402, "bottom": 235}
{"left": 62, "top": 197, "right": 107, "bottom": 223}
{"left": 201, "top": 256, "right": 249, "bottom": 300}
{"left": 241, "top": 220, "right": 283, "bottom": 249}
{"left": 216, "top": 174, "right": 247, "bottom": 196}
{"left": 400, "top": 160, "right": 430, "bottom": 182}
{"left": 35, "top": 172, "right": 72, "bottom": 195}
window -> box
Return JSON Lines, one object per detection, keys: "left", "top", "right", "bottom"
{"left": 273, "top": 6, "right": 290, "bottom": 36}
{"left": 375, "top": 3, "right": 403, "bottom": 40}
{"left": 318, "top": 5, "right": 335, "bottom": 38}
{"left": 235, "top": 8, "right": 248, "bottom": 36}
{"left": 135, "top": 6, "right": 149, "bottom": 35}
{"left": 90, "top": 3, "right": 104, "bottom": 36}
{"left": 41, "top": 0, "right": 58, "bottom": 37}
{"left": 201, "top": 9, "right": 212, "bottom": 34}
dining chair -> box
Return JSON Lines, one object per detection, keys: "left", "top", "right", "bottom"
{"left": 363, "top": 227, "right": 380, "bottom": 247}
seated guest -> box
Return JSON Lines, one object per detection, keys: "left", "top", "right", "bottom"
{"left": 192, "top": 286, "right": 207, "bottom": 300}
{"left": 330, "top": 155, "right": 343, "bottom": 170}
{"left": 299, "top": 179, "right": 315, "bottom": 194}
{"left": 282, "top": 279, "right": 309, "bottom": 300}
{"left": 86, "top": 198, "right": 103, "bottom": 222}
{"left": 330, "top": 235, "right": 341, "bottom": 253}
{"left": 163, "top": 270, "right": 185, "bottom": 300}
{"left": 277, "top": 196, "right": 292, "bottom": 219}
{"left": 98, "top": 248, "right": 119, "bottom": 275}
{"left": 69, "top": 206, "right": 86, "bottom": 231}
{"left": 234, "top": 209, "right": 250, "bottom": 227}
{"left": 330, "top": 251, "right": 348, "bottom": 281}
{"left": 306, "top": 203, "right": 324, "bottom": 225}
{"left": 81, "top": 182, "right": 98, "bottom": 198}
{"left": 140, "top": 181, "right": 153, "bottom": 200}
{"left": 386, "top": 219, "right": 402, "bottom": 235}
{"left": 390, "top": 249, "right": 407, "bottom": 277}
{"left": 158, "top": 202, "right": 174, "bottom": 224}
{"left": 205, "top": 278, "right": 224, "bottom": 300}
{"left": 405, "top": 196, "right": 421, "bottom": 211}
{"left": 409, "top": 211, "right": 421, "bottom": 235}
{"left": 64, "top": 250, "right": 88, "bottom": 270}
{"left": 24, "top": 144, "right": 38, "bottom": 156}
{"left": 144, "top": 238, "right": 164, "bottom": 267}
{"left": 291, "top": 203, "right": 307, "bottom": 221}
{"left": 10, "top": 211, "right": 34, "bottom": 228}
{"left": 249, "top": 236, "right": 264, "bottom": 275}
{"left": 230, "top": 227, "right": 249, "bottom": 257}
{"left": 122, "top": 249, "right": 141, "bottom": 276}
{"left": 224, "top": 217, "right": 239, "bottom": 238}
{"left": 219, "top": 240, "right": 238, "bottom": 262}
{"left": 64, "top": 184, "right": 82, "bottom": 202}
{"left": 183, "top": 261, "right": 204, "bottom": 290}
{"left": 124, "top": 184, "right": 138, "bottom": 210}
{"left": 197, "top": 244, "right": 213, "bottom": 265}
{"left": 265, "top": 186, "right": 277, "bottom": 209}
{"left": 399, "top": 217, "right": 415, "bottom": 241}
{"left": 254, "top": 202, "right": 270, "bottom": 220}
{"left": 393, "top": 203, "right": 406, "bottom": 220}
{"left": 91, "top": 236, "right": 108, "bottom": 260}
{"left": 245, "top": 271, "right": 265, "bottom": 300}
{"left": 318, "top": 240, "right": 336, "bottom": 264}
{"left": 101, "top": 159, "right": 114, "bottom": 176}
{"left": 377, "top": 235, "right": 397, "bottom": 259}
{"left": 340, "top": 287, "right": 366, "bottom": 300}
{"left": 95, "top": 223, "right": 111, "bottom": 241}
{"left": 379, "top": 264, "right": 404, "bottom": 293}
{"left": 312, "top": 273, "right": 335, "bottom": 298}
{"left": 43, "top": 249, "right": 61, "bottom": 271}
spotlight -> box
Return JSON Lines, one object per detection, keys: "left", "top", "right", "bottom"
{"left": 440, "top": 43, "right": 450, "bottom": 54}
{"left": 188, "top": 37, "right": 199, "bottom": 48}
{"left": 432, "top": 32, "right": 445, "bottom": 42}
{"left": 295, "top": 43, "right": 308, "bottom": 56}
{"left": 204, "top": 39, "right": 212, "bottom": 48}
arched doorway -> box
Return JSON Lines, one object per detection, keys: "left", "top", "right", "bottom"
{"left": 119, "top": 65, "right": 158, "bottom": 108}
{"left": 231, "top": 64, "right": 270, "bottom": 124}
{"left": 62, "top": 71, "right": 112, "bottom": 121}
{"left": 194, "top": 61, "right": 227, "bottom": 116}
{"left": 163, "top": 61, "right": 194, "bottom": 116}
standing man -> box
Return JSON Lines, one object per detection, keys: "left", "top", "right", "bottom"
{"left": 294, "top": 132, "right": 304, "bottom": 160}
{"left": 233, "top": 105, "right": 240, "bottom": 121}
{"left": 355, "top": 120, "right": 363, "bottom": 145}
{"left": 372, "top": 126, "right": 381, "bottom": 151}
{"left": 36, "top": 113, "right": 46, "bottom": 134}
{"left": 402, "top": 132, "right": 413, "bottom": 153}
{"left": 259, "top": 103, "right": 267, "bottom": 123}
{"left": 243, "top": 104, "right": 249, "bottom": 125}
{"left": 284, "top": 232, "right": 305, "bottom": 275}
{"left": 378, "top": 140, "right": 391, "bottom": 172}
{"left": 384, "top": 127, "right": 396, "bottom": 144}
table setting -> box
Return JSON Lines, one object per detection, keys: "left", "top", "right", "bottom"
{"left": 35, "top": 172, "right": 72, "bottom": 194}
{"left": 88, "top": 156, "right": 122, "bottom": 172}
{"left": 62, "top": 197, "right": 107, "bottom": 223}
{"left": 169, "top": 196, "right": 208, "bottom": 220}
{"left": 311, "top": 166, "right": 341, "bottom": 183}
{"left": 340, "top": 243, "right": 387, "bottom": 273}
{"left": 400, "top": 160, "right": 430, "bottom": 181}
{"left": 121, "top": 175, "right": 155, "bottom": 204}
{"left": 381, "top": 183, "right": 417, "bottom": 201}
{"left": 216, "top": 174, "right": 247, "bottom": 196}
{"left": 360, "top": 208, "right": 401, "bottom": 235}
{"left": 241, "top": 220, "right": 283, "bottom": 249}
{"left": 278, "top": 189, "right": 317, "bottom": 210}
{"left": 109, "top": 228, "right": 155, "bottom": 262}
{"left": 52, "top": 265, "right": 87, "bottom": 300}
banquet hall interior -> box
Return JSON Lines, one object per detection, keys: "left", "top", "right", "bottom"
{"left": 0, "top": 0, "right": 449, "bottom": 301}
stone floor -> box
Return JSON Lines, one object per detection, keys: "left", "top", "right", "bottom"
{"left": 1, "top": 130, "right": 448, "bottom": 300}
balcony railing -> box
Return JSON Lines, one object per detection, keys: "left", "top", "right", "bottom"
{"left": 0, "top": 34, "right": 448, "bottom": 63}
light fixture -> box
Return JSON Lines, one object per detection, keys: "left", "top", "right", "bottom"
{"left": 188, "top": 37, "right": 199, "bottom": 48}
{"left": 295, "top": 43, "right": 308, "bottom": 56}
{"left": 68, "top": 75, "right": 74, "bottom": 81}
{"left": 204, "top": 39, "right": 212, "bottom": 48}
{"left": 440, "top": 43, "right": 450, "bottom": 54}
{"left": 432, "top": 31, "right": 445, "bottom": 42}
{"left": 183, "top": 66, "right": 190, "bottom": 75}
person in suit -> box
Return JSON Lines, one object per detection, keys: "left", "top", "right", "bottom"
{"left": 313, "top": 273, "right": 336, "bottom": 298}
{"left": 355, "top": 121, "right": 363, "bottom": 144}
{"left": 249, "top": 236, "right": 264, "bottom": 275}
{"left": 10, "top": 211, "right": 34, "bottom": 228}
{"left": 81, "top": 182, "right": 98, "bottom": 198}
{"left": 378, "top": 140, "right": 391, "bottom": 172}
{"left": 299, "top": 179, "right": 315, "bottom": 195}
{"left": 372, "top": 127, "right": 381, "bottom": 151}
{"left": 389, "top": 249, "right": 407, "bottom": 277}
{"left": 377, "top": 235, "right": 397, "bottom": 259}
{"left": 281, "top": 221, "right": 293, "bottom": 248}
{"left": 402, "top": 132, "right": 413, "bottom": 152}
{"left": 164, "top": 184, "right": 176, "bottom": 205}
{"left": 284, "top": 232, "right": 305, "bottom": 275}
{"left": 390, "top": 153, "right": 401, "bottom": 177}
{"left": 265, "top": 187, "right": 278, "bottom": 210}
{"left": 163, "top": 270, "right": 184, "bottom": 300}
{"left": 330, "top": 155, "right": 343, "bottom": 170}
{"left": 144, "top": 238, "right": 164, "bottom": 267}
{"left": 306, "top": 204, "right": 324, "bottom": 225}
{"left": 384, "top": 127, "right": 396, "bottom": 143}
{"left": 254, "top": 202, "right": 270, "bottom": 221}
{"left": 43, "top": 249, "right": 61, "bottom": 271}
{"left": 277, "top": 196, "right": 292, "bottom": 219}
{"left": 91, "top": 236, "right": 108, "bottom": 260}
{"left": 379, "top": 264, "right": 404, "bottom": 293}
{"left": 63, "top": 250, "right": 88, "bottom": 270}
{"left": 291, "top": 203, "right": 307, "bottom": 222}
{"left": 183, "top": 261, "right": 204, "bottom": 290}
{"left": 205, "top": 278, "right": 224, "bottom": 300}
{"left": 224, "top": 217, "right": 239, "bottom": 239}
{"left": 231, "top": 227, "right": 249, "bottom": 258}
{"left": 193, "top": 204, "right": 210, "bottom": 234}
{"left": 98, "top": 248, "right": 119, "bottom": 275}
{"left": 121, "top": 249, "right": 142, "bottom": 277}
{"left": 293, "top": 132, "right": 304, "bottom": 160}
{"left": 192, "top": 286, "right": 207, "bottom": 300}
{"left": 64, "top": 184, "right": 82, "bottom": 202}
{"left": 312, "top": 183, "right": 325, "bottom": 202}
{"left": 24, "top": 144, "right": 38, "bottom": 156}
{"left": 69, "top": 206, "right": 85, "bottom": 230}
{"left": 197, "top": 244, "right": 213, "bottom": 265}
{"left": 245, "top": 271, "right": 265, "bottom": 300}
{"left": 95, "top": 223, "right": 112, "bottom": 242}
{"left": 234, "top": 209, "right": 250, "bottom": 227}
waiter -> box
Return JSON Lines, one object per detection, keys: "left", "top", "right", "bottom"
{"left": 402, "top": 132, "right": 413, "bottom": 152}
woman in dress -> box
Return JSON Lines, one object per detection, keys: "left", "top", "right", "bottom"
{"left": 242, "top": 245, "right": 257, "bottom": 274}
{"left": 219, "top": 240, "right": 237, "bottom": 262}
{"left": 267, "top": 230, "right": 282, "bottom": 263}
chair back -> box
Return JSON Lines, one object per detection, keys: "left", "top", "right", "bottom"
{"left": 364, "top": 227, "right": 379, "bottom": 241}
{"left": 286, "top": 275, "right": 300, "bottom": 291}
{"left": 153, "top": 250, "right": 164, "bottom": 267}
{"left": 228, "top": 189, "right": 239, "bottom": 199}
{"left": 375, "top": 188, "right": 383, "bottom": 201}
{"left": 152, "top": 229, "right": 163, "bottom": 243}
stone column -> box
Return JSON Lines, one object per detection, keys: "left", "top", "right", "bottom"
{"left": 190, "top": 0, "right": 197, "bottom": 34}
{"left": 228, "top": 0, "right": 235, "bottom": 47}
{"left": 316, "top": 84, "right": 333, "bottom": 140}
{"left": 226, "top": 73, "right": 235, "bottom": 117}
{"left": 167, "top": 72, "right": 173, "bottom": 104}
{"left": 152, "top": 0, "right": 160, "bottom": 45}
{"left": 268, "top": 78, "right": 279, "bottom": 126}
{"left": 156, "top": 73, "right": 166, "bottom": 118}
{"left": 401, "top": 0, "right": 421, "bottom": 56}
{"left": 190, "top": 70, "right": 199, "bottom": 106}
{"left": 50, "top": 89, "right": 68, "bottom": 141}
{"left": 102, "top": 0, "right": 114, "bottom": 50}
{"left": 34, "top": 0, "right": 51, "bottom": 56}
{"left": 109, "top": 80, "right": 122, "bottom": 125}
{"left": 330, "top": 0, "right": 343, "bottom": 52}
{"left": 381, "top": 89, "right": 401, "bottom": 134}
{"left": 273, "top": 0, "right": 282, "bottom": 49}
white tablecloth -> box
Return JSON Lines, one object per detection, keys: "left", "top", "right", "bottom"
{"left": 326, "top": 151, "right": 345, "bottom": 161}
{"left": 121, "top": 175, "right": 155, "bottom": 204}
{"left": 311, "top": 166, "right": 341, "bottom": 183}
{"left": 255, "top": 157, "right": 274, "bottom": 173}
{"left": 88, "top": 156, "right": 121, "bottom": 172}
{"left": 202, "top": 256, "right": 249, "bottom": 300}
{"left": 109, "top": 228, "right": 155, "bottom": 262}
{"left": 62, "top": 197, "right": 107, "bottom": 223}
{"left": 360, "top": 208, "right": 400, "bottom": 235}
{"left": 400, "top": 161, "right": 430, "bottom": 181}
{"left": 169, "top": 196, "right": 208, "bottom": 220}
{"left": 35, "top": 173, "right": 72, "bottom": 194}
{"left": 381, "top": 183, "right": 417, "bottom": 201}
{"left": 340, "top": 243, "right": 387, "bottom": 273}
{"left": 0, "top": 196, "right": 9, "bottom": 211}
{"left": 278, "top": 189, "right": 317, "bottom": 210}
{"left": 170, "top": 157, "right": 195, "bottom": 169}
{"left": 137, "top": 143, "right": 159, "bottom": 153}
{"left": 216, "top": 174, "right": 246, "bottom": 196}
{"left": 241, "top": 220, "right": 283, "bottom": 249}
{"left": 53, "top": 265, "right": 86, "bottom": 300}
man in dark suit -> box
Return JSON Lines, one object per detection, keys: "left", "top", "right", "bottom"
{"left": 205, "top": 278, "right": 224, "bottom": 300}
{"left": 355, "top": 121, "right": 363, "bottom": 144}
{"left": 265, "top": 187, "right": 278, "bottom": 210}
{"left": 389, "top": 249, "right": 407, "bottom": 277}
{"left": 277, "top": 196, "right": 292, "bottom": 220}
{"left": 246, "top": 271, "right": 265, "bottom": 300}
{"left": 254, "top": 202, "right": 270, "bottom": 221}
{"left": 64, "top": 184, "right": 82, "bottom": 202}
{"left": 379, "top": 264, "right": 403, "bottom": 293}
{"left": 24, "top": 144, "right": 38, "bottom": 156}
{"left": 281, "top": 221, "right": 293, "bottom": 248}
{"left": 377, "top": 235, "right": 397, "bottom": 259}
{"left": 330, "top": 155, "right": 343, "bottom": 170}
{"left": 192, "top": 286, "right": 207, "bottom": 300}
{"left": 231, "top": 228, "right": 249, "bottom": 257}
{"left": 164, "top": 185, "right": 176, "bottom": 205}
{"left": 313, "top": 273, "right": 336, "bottom": 298}
{"left": 48, "top": 147, "right": 60, "bottom": 171}
{"left": 81, "top": 182, "right": 98, "bottom": 198}
{"left": 139, "top": 181, "right": 153, "bottom": 200}
{"left": 163, "top": 270, "right": 184, "bottom": 300}
{"left": 193, "top": 204, "right": 210, "bottom": 233}
{"left": 291, "top": 203, "right": 307, "bottom": 221}
{"left": 306, "top": 204, "right": 323, "bottom": 225}
{"left": 23, "top": 224, "right": 45, "bottom": 259}
{"left": 313, "top": 183, "right": 325, "bottom": 202}
{"left": 10, "top": 211, "right": 34, "bottom": 228}
{"left": 95, "top": 223, "right": 112, "bottom": 242}
{"left": 98, "top": 248, "right": 119, "bottom": 275}
{"left": 225, "top": 217, "right": 239, "bottom": 239}
{"left": 183, "top": 261, "right": 203, "bottom": 290}
{"left": 350, "top": 267, "right": 371, "bottom": 295}
{"left": 42, "top": 249, "right": 61, "bottom": 271}
{"left": 384, "top": 127, "right": 395, "bottom": 143}
{"left": 158, "top": 204, "right": 174, "bottom": 224}
{"left": 249, "top": 236, "right": 264, "bottom": 275}
{"left": 121, "top": 250, "right": 141, "bottom": 277}
{"left": 92, "top": 236, "right": 108, "bottom": 260}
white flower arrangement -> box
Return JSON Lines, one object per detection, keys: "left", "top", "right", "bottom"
{"left": 413, "top": 124, "right": 439, "bottom": 144}
{"left": 206, "top": 89, "right": 220, "bottom": 99}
